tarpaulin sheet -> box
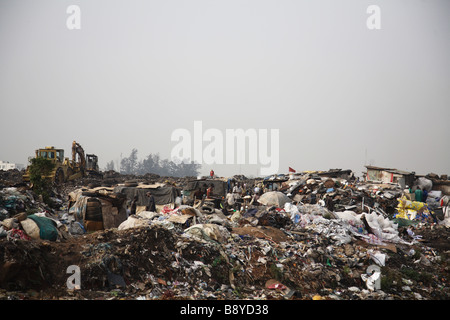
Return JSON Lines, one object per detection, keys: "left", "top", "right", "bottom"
{"left": 396, "top": 196, "right": 431, "bottom": 221}
{"left": 113, "top": 186, "right": 180, "bottom": 206}
{"left": 183, "top": 180, "right": 227, "bottom": 198}
{"left": 28, "top": 214, "right": 58, "bottom": 241}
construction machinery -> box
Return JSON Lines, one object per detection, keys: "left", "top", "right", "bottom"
{"left": 85, "top": 154, "right": 102, "bottom": 178}
{"left": 23, "top": 141, "right": 101, "bottom": 184}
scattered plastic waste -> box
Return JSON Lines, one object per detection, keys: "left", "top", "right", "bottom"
{"left": 0, "top": 168, "right": 449, "bottom": 300}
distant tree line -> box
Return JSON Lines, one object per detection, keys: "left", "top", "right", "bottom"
{"left": 105, "top": 149, "right": 201, "bottom": 177}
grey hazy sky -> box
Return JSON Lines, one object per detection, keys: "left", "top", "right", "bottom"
{"left": 1, "top": 0, "right": 449, "bottom": 177}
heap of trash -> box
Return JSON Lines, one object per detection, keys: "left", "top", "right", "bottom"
{"left": 0, "top": 168, "right": 449, "bottom": 300}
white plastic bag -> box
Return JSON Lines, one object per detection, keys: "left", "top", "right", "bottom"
{"left": 20, "top": 218, "right": 40, "bottom": 239}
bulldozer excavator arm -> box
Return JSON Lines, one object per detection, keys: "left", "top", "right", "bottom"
{"left": 72, "top": 141, "right": 86, "bottom": 173}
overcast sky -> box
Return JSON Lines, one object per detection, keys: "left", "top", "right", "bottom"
{"left": 1, "top": 0, "right": 449, "bottom": 177}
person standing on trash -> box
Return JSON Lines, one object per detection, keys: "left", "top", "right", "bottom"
{"left": 130, "top": 195, "right": 138, "bottom": 215}
{"left": 251, "top": 191, "right": 260, "bottom": 206}
{"left": 146, "top": 191, "right": 156, "bottom": 212}
{"left": 207, "top": 184, "right": 214, "bottom": 198}
{"left": 233, "top": 183, "right": 243, "bottom": 198}
{"left": 422, "top": 188, "right": 428, "bottom": 203}
{"left": 233, "top": 183, "right": 243, "bottom": 209}
{"left": 226, "top": 192, "right": 236, "bottom": 210}
{"left": 210, "top": 169, "right": 215, "bottom": 178}
{"left": 415, "top": 186, "right": 423, "bottom": 203}
{"left": 227, "top": 178, "right": 233, "bottom": 193}
{"left": 194, "top": 188, "right": 203, "bottom": 202}
{"left": 201, "top": 183, "right": 208, "bottom": 197}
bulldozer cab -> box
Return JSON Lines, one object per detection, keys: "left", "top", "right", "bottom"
{"left": 86, "top": 154, "right": 99, "bottom": 171}
{"left": 85, "top": 153, "right": 102, "bottom": 177}
{"left": 23, "top": 146, "right": 70, "bottom": 183}
{"left": 36, "top": 147, "right": 65, "bottom": 163}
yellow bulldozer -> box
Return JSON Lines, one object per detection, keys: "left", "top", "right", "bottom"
{"left": 23, "top": 141, "right": 101, "bottom": 184}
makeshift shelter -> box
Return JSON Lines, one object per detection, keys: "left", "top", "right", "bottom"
{"left": 263, "top": 175, "right": 288, "bottom": 191}
{"left": 68, "top": 187, "right": 128, "bottom": 231}
{"left": 365, "top": 166, "right": 415, "bottom": 188}
{"left": 113, "top": 184, "right": 181, "bottom": 212}
{"left": 182, "top": 179, "right": 227, "bottom": 200}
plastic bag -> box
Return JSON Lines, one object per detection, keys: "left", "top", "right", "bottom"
{"left": 20, "top": 218, "right": 40, "bottom": 239}
{"left": 361, "top": 270, "right": 381, "bottom": 291}
{"left": 28, "top": 214, "right": 58, "bottom": 241}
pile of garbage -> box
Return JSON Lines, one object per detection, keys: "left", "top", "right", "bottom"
{"left": 0, "top": 169, "right": 24, "bottom": 188}
{"left": 0, "top": 169, "right": 449, "bottom": 301}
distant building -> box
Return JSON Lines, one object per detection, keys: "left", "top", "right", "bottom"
{"left": 0, "top": 161, "right": 24, "bottom": 171}
{"left": 365, "top": 165, "right": 415, "bottom": 188}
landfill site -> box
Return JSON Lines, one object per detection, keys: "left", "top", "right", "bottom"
{"left": 2, "top": 2, "right": 450, "bottom": 313}
{"left": 1, "top": 149, "right": 449, "bottom": 303}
